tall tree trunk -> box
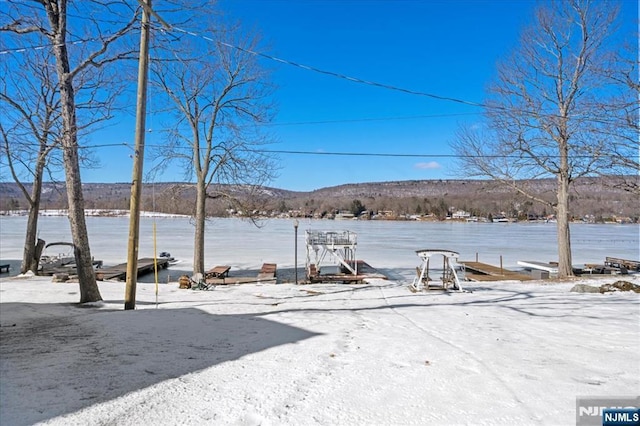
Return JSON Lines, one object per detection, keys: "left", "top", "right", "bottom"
{"left": 555, "top": 104, "right": 573, "bottom": 279}
{"left": 22, "top": 203, "right": 41, "bottom": 274}
{"left": 193, "top": 180, "right": 207, "bottom": 275}
{"left": 556, "top": 172, "right": 573, "bottom": 278}
{"left": 21, "top": 168, "right": 43, "bottom": 274}
{"left": 48, "top": 0, "right": 102, "bottom": 302}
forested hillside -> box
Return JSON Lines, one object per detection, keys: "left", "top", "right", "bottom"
{"left": 0, "top": 176, "right": 637, "bottom": 221}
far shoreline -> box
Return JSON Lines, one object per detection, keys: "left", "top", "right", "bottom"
{"left": 0, "top": 209, "right": 637, "bottom": 225}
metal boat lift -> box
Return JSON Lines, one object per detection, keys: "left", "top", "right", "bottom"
{"left": 411, "top": 249, "right": 464, "bottom": 292}
{"left": 306, "top": 230, "right": 358, "bottom": 278}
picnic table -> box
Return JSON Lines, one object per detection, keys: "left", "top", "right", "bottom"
{"left": 205, "top": 265, "right": 231, "bottom": 279}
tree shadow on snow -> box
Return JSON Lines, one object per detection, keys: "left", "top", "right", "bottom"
{"left": 243, "top": 274, "right": 638, "bottom": 322}
{"left": 0, "top": 303, "right": 319, "bottom": 426}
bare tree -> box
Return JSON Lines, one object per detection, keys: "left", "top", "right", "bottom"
{"left": 598, "top": 36, "right": 640, "bottom": 194}
{"left": 0, "top": 34, "right": 118, "bottom": 274}
{"left": 451, "top": 0, "right": 631, "bottom": 278}
{"left": 1, "top": 0, "right": 137, "bottom": 302}
{"left": 0, "top": 46, "right": 62, "bottom": 273}
{"left": 149, "top": 20, "right": 277, "bottom": 275}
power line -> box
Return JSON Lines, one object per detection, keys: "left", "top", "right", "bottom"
{"left": 264, "top": 112, "right": 481, "bottom": 126}
{"left": 1, "top": 21, "right": 487, "bottom": 109}
{"left": 72, "top": 142, "right": 609, "bottom": 160}
{"left": 163, "top": 23, "right": 487, "bottom": 108}
{"left": 2, "top": 10, "right": 630, "bottom": 129}
{"left": 254, "top": 149, "right": 465, "bottom": 158}
{"left": 0, "top": 39, "right": 93, "bottom": 55}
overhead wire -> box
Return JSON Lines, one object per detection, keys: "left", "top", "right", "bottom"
{"left": 260, "top": 112, "right": 481, "bottom": 126}
{"left": 1, "top": 17, "right": 487, "bottom": 109}
{"left": 2, "top": 15, "right": 629, "bottom": 128}
{"left": 161, "top": 23, "right": 487, "bottom": 108}
{"left": 2, "top": 7, "right": 632, "bottom": 165}
{"left": 67, "top": 141, "right": 606, "bottom": 160}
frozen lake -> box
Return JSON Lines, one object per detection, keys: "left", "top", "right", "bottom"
{"left": 0, "top": 216, "right": 637, "bottom": 283}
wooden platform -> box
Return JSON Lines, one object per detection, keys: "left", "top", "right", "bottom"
{"left": 309, "top": 260, "right": 387, "bottom": 283}
{"left": 96, "top": 258, "right": 169, "bottom": 281}
{"left": 204, "top": 263, "right": 278, "bottom": 286}
{"left": 204, "top": 275, "right": 277, "bottom": 285}
{"left": 605, "top": 257, "right": 639, "bottom": 272}
{"left": 459, "top": 261, "right": 533, "bottom": 282}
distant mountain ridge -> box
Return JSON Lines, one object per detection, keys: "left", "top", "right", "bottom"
{"left": 0, "top": 176, "right": 637, "bottom": 220}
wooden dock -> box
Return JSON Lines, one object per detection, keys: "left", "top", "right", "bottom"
{"left": 459, "top": 261, "right": 533, "bottom": 282}
{"left": 204, "top": 275, "right": 277, "bottom": 286}
{"left": 308, "top": 260, "right": 387, "bottom": 283}
{"left": 96, "top": 258, "right": 169, "bottom": 281}
{"left": 204, "top": 263, "right": 278, "bottom": 286}
{"left": 605, "top": 257, "right": 640, "bottom": 272}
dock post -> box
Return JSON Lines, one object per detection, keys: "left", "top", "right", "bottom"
{"left": 294, "top": 220, "right": 299, "bottom": 284}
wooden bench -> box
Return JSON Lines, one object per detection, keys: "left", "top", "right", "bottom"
{"left": 308, "top": 264, "right": 318, "bottom": 278}
{"left": 205, "top": 265, "right": 230, "bottom": 279}
{"left": 0, "top": 264, "right": 10, "bottom": 273}
{"left": 260, "top": 263, "right": 277, "bottom": 275}
{"left": 257, "top": 263, "right": 277, "bottom": 280}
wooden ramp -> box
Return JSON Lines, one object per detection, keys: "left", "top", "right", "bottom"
{"left": 96, "top": 258, "right": 169, "bottom": 281}
{"left": 459, "top": 261, "right": 533, "bottom": 282}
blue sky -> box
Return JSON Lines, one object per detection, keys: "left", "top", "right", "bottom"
{"left": 79, "top": 0, "right": 637, "bottom": 191}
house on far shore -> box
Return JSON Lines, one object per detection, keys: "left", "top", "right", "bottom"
{"left": 451, "top": 210, "right": 471, "bottom": 220}
{"left": 334, "top": 211, "right": 355, "bottom": 220}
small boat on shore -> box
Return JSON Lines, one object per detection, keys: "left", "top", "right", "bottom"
{"left": 159, "top": 251, "right": 180, "bottom": 265}
{"left": 39, "top": 242, "right": 102, "bottom": 275}
{"left": 39, "top": 242, "right": 76, "bottom": 272}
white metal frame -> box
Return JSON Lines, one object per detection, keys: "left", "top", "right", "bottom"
{"left": 305, "top": 230, "right": 358, "bottom": 277}
{"left": 411, "top": 249, "right": 463, "bottom": 292}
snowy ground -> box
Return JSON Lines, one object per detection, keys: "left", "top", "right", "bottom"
{"left": 1, "top": 217, "right": 638, "bottom": 425}
{"left": 1, "top": 274, "right": 639, "bottom": 425}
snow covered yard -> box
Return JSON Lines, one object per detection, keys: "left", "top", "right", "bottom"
{"left": 1, "top": 275, "right": 638, "bottom": 425}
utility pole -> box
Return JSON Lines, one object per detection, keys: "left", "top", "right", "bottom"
{"left": 124, "top": 0, "right": 152, "bottom": 310}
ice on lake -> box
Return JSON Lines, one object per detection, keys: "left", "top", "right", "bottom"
{"left": 0, "top": 216, "right": 638, "bottom": 283}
